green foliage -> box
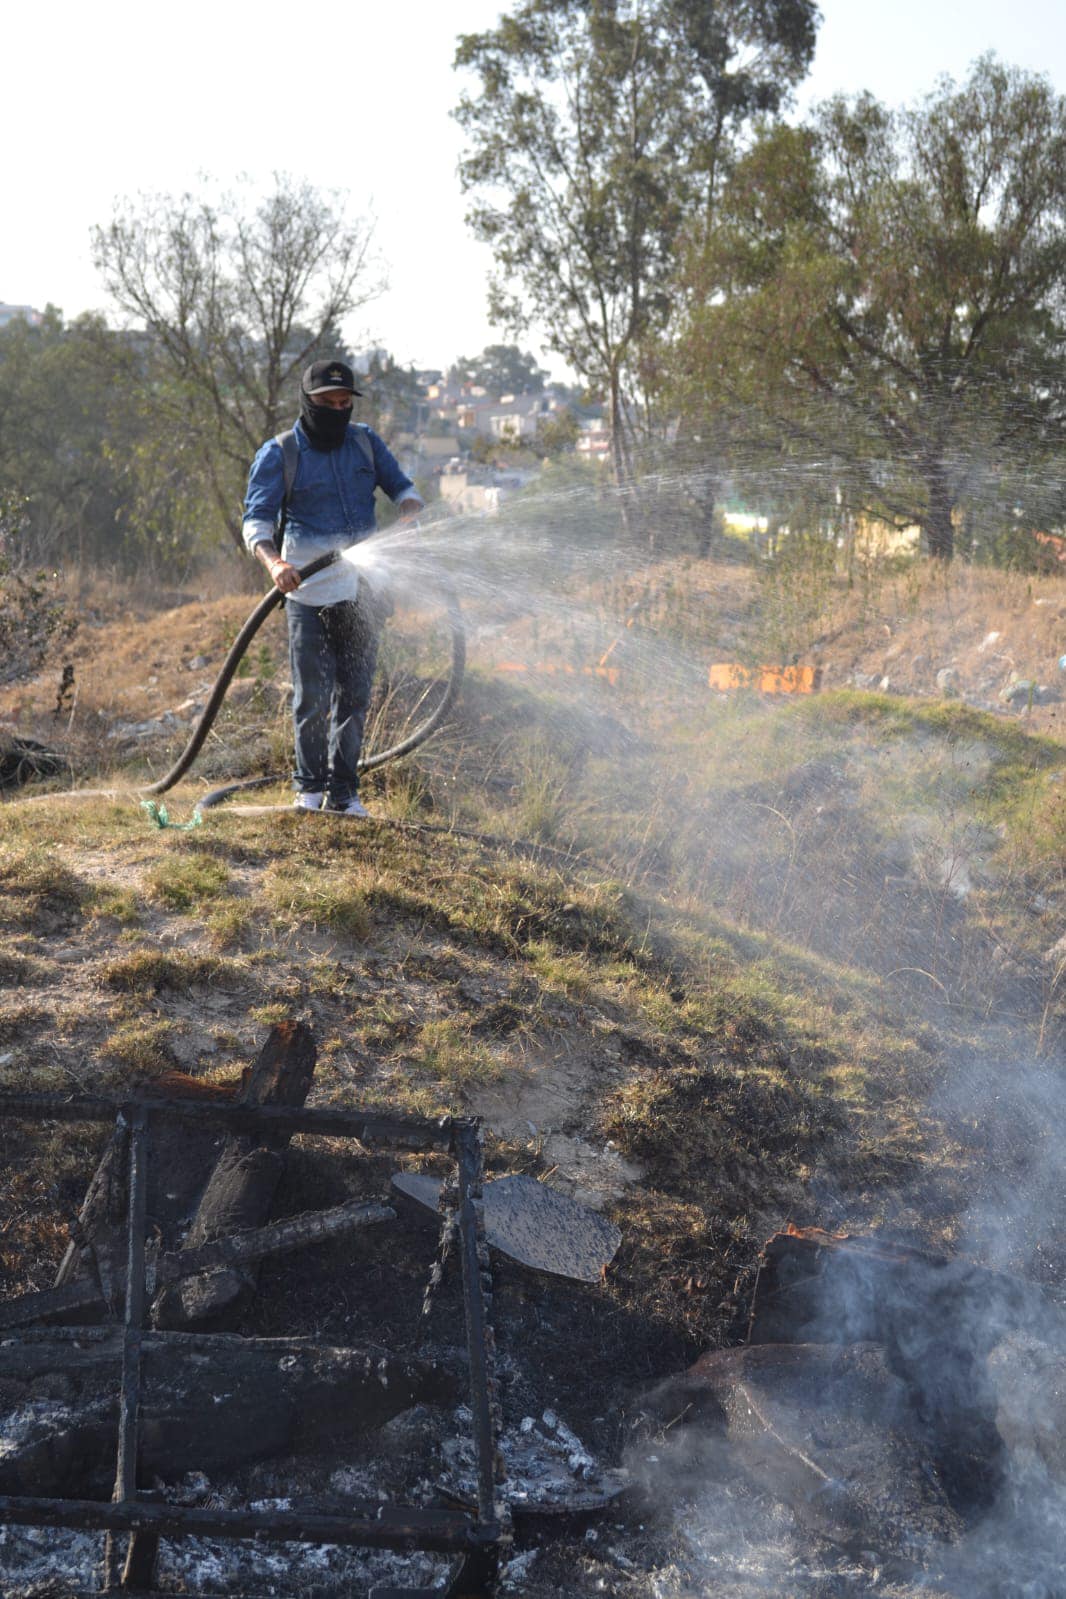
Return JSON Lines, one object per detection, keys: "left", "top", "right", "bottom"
{"left": 454, "top": 0, "right": 818, "bottom": 485}
{"left": 451, "top": 344, "right": 547, "bottom": 397}
{"left": 92, "top": 175, "right": 381, "bottom": 550}
{"left": 0, "top": 312, "right": 152, "bottom": 571}
{"left": 0, "top": 495, "right": 77, "bottom": 684}
{"left": 534, "top": 406, "right": 581, "bottom": 457}
{"left": 671, "top": 58, "right": 1066, "bottom": 561}
{"left": 357, "top": 352, "right": 426, "bottom": 442}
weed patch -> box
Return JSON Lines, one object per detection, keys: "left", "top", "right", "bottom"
{"left": 0, "top": 951, "right": 50, "bottom": 987}
{"left": 205, "top": 903, "right": 255, "bottom": 950}
{"left": 0, "top": 1002, "right": 52, "bottom": 1045}
{"left": 264, "top": 864, "right": 372, "bottom": 941}
{"left": 101, "top": 1017, "right": 178, "bottom": 1077}
{"left": 0, "top": 850, "right": 87, "bottom": 932}
{"left": 87, "top": 884, "right": 142, "bottom": 925}
{"left": 145, "top": 850, "right": 232, "bottom": 910}
{"left": 101, "top": 949, "right": 245, "bottom": 994}
{"left": 405, "top": 1016, "right": 503, "bottom": 1089}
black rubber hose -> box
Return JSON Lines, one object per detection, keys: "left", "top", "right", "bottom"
{"left": 144, "top": 549, "right": 465, "bottom": 804}
{"left": 359, "top": 582, "right": 466, "bottom": 773}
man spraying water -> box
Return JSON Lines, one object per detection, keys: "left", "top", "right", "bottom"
{"left": 242, "top": 360, "right": 424, "bottom": 818}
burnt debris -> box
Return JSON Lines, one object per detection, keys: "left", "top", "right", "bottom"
{"left": 642, "top": 1224, "right": 1066, "bottom": 1586}
{"left": 0, "top": 1023, "right": 509, "bottom": 1598}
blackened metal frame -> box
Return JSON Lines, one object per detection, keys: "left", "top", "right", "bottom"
{"left": 0, "top": 1092, "right": 506, "bottom": 1599}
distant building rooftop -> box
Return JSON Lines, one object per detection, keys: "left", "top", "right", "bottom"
{"left": 0, "top": 303, "right": 43, "bottom": 329}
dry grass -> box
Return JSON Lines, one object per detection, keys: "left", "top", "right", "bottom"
{"left": 0, "top": 546, "right": 1063, "bottom": 1350}
{"left": 100, "top": 949, "right": 247, "bottom": 994}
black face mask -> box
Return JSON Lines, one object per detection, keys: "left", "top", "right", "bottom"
{"left": 300, "top": 394, "right": 353, "bottom": 450}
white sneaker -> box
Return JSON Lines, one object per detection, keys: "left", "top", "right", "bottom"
{"left": 294, "top": 792, "right": 325, "bottom": 811}
{"left": 333, "top": 797, "right": 369, "bottom": 818}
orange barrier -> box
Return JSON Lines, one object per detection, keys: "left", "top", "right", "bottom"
{"left": 1034, "top": 530, "right": 1066, "bottom": 563}
{"left": 709, "top": 663, "right": 822, "bottom": 694}
{"left": 492, "top": 660, "right": 821, "bottom": 694}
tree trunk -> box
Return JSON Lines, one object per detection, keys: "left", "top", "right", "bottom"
{"left": 922, "top": 467, "right": 956, "bottom": 560}
{"left": 609, "top": 369, "right": 645, "bottom": 548}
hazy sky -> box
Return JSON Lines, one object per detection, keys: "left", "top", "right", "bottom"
{"left": 4, "top": 0, "right": 1064, "bottom": 377}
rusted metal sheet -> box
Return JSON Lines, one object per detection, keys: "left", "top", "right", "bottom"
{"left": 392, "top": 1171, "right": 620, "bottom": 1283}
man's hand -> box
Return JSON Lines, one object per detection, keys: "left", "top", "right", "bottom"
{"left": 397, "top": 497, "right": 424, "bottom": 522}
{"left": 268, "top": 557, "right": 302, "bottom": 594}
{"left": 254, "top": 541, "right": 301, "bottom": 593}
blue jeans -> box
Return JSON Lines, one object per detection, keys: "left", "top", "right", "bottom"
{"left": 287, "top": 597, "right": 380, "bottom": 805}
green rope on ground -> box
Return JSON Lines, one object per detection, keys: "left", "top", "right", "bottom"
{"left": 140, "top": 800, "right": 203, "bottom": 832}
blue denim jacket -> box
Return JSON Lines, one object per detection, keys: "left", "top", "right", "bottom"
{"left": 242, "top": 421, "right": 416, "bottom": 606}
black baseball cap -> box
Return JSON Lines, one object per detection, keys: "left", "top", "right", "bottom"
{"left": 302, "top": 359, "right": 363, "bottom": 397}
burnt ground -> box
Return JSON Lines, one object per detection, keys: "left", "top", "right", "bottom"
{"left": 0, "top": 555, "right": 1064, "bottom": 1595}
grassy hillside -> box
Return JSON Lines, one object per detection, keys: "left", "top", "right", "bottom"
{"left": 1, "top": 546, "right": 1064, "bottom": 1594}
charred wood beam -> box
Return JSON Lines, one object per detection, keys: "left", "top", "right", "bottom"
{"left": 0, "top": 1278, "right": 112, "bottom": 1332}
{"left": 154, "top": 1198, "right": 396, "bottom": 1284}
{"left": 0, "top": 1494, "right": 481, "bottom": 1554}
{"left": 0, "top": 1200, "right": 396, "bottom": 1331}
{"left": 117, "top": 1110, "right": 149, "bottom": 1498}
{"left": 152, "top": 1022, "right": 318, "bottom": 1329}
{"left": 0, "top": 1331, "right": 459, "bottom": 1497}
{"left": 1, "top": 1324, "right": 435, "bottom": 1366}
{"left": 455, "top": 1125, "right": 498, "bottom": 1530}
{"left": 0, "top": 1091, "right": 462, "bottom": 1151}
{"left": 121, "top": 1489, "right": 164, "bottom": 1590}
{"left": 104, "top": 1105, "right": 149, "bottom": 1589}
{"left": 64, "top": 1592, "right": 252, "bottom": 1599}
{"left": 52, "top": 1120, "right": 127, "bottom": 1306}
{"left": 453, "top": 1121, "right": 506, "bottom": 1597}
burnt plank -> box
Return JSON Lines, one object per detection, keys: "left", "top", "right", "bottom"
{"left": 0, "top": 1331, "right": 459, "bottom": 1496}
{"left": 3, "top": 1200, "right": 395, "bottom": 1330}
{"left": 0, "top": 1494, "right": 478, "bottom": 1554}
{"left": 0, "top": 1091, "right": 458, "bottom": 1149}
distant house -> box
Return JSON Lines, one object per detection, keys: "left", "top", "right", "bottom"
{"left": 0, "top": 302, "right": 43, "bottom": 329}
{"left": 576, "top": 417, "right": 610, "bottom": 460}
{"left": 439, "top": 459, "right": 535, "bottom": 514}
{"left": 455, "top": 392, "right": 564, "bottom": 441}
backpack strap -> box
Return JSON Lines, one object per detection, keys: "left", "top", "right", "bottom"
{"left": 274, "top": 429, "right": 300, "bottom": 548}
{"left": 272, "top": 424, "right": 376, "bottom": 548}
{"left": 350, "top": 423, "right": 376, "bottom": 471}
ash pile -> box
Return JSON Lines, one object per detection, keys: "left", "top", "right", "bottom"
{"left": 0, "top": 1022, "right": 625, "bottom": 1599}
{"left": 639, "top": 1226, "right": 1066, "bottom": 1596}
